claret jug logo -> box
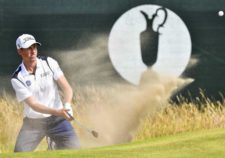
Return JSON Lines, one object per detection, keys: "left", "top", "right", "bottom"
{"left": 108, "top": 5, "right": 192, "bottom": 85}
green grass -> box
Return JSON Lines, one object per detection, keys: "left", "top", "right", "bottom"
{"left": 2, "top": 128, "right": 225, "bottom": 158}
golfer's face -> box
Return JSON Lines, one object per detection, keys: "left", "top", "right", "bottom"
{"left": 18, "top": 44, "right": 38, "bottom": 62}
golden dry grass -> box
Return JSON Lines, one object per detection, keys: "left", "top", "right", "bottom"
{"left": 1, "top": 87, "right": 225, "bottom": 153}
{"left": 0, "top": 93, "right": 22, "bottom": 153}
{"left": 134, "top": 97, "right": 225, "bottom": 140}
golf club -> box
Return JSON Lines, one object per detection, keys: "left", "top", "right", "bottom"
{"left": 66, "top": 111, "right": 99, "bottom": 138}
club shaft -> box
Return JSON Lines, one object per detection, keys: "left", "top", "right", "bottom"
{"left": 66, "top": 112, "right": 93, "bottom": 133}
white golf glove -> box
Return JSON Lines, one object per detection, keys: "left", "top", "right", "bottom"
{"left": 64, "top": 102, "right": 73, "bottom": 118}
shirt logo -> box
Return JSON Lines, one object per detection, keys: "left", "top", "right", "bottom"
{"left": 26, "top": 80, "right": 32, "bottom": 86}
{"left": 40, "top": 71, "right": 51, "bottom": 77}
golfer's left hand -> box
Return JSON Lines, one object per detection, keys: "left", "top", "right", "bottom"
{"left": 64, "top": 103, "right": 74, "bottom": 118}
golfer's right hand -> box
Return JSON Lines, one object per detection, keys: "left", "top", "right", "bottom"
{"left": 63, "top": 109, "right": 74, "bottom": 121}
{"left": 55, "top": 109, "right": 74, "bottom": 121}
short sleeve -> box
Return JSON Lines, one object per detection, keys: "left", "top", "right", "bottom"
{"left": 47, "top": 57, "right": 64, "bottom": 80}
{"left": 11, "top": 78, "right": 32, "bottom": 102}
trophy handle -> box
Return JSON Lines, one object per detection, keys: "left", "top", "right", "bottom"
{"left": 155, "top": 7, "right": 168, "bottom": 32}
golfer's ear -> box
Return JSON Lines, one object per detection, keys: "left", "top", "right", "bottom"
{"left": 17, "top": 49, "right": 22, "bottom": 56}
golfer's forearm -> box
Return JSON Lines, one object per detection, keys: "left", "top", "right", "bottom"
{"left": 29, "top": 103, "right": 58, "bottom": 116}
{"left": 63, "top": 86, "right": 73, "bottom": 103}
{"left": 24, "top": 96, "right": 59, "bottom": 116}
{"left": 57, "top": 75, "right": 73, "bottom": 103}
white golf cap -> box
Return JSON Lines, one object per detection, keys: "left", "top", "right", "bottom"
{"left": 16, "top": 34, "right": 41, "bottom": 49}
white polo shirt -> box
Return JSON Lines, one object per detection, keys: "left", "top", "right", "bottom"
{"left": 11, "top": 56, "right": 64, "bottom": 118}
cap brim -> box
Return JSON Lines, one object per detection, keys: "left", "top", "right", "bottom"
{"left": 21, "top": 40, "right": 41, "bottom": 49}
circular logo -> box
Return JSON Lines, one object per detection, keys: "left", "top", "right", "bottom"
{"left": 26, "top": 80, "right": 31, "bottom": 86}
{"left": 108, "top": 4, "right": 192, "bottom": 85}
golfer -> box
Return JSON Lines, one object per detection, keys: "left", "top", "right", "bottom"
{"left": 11, "top": 34, "right": 80, "bottom": 152}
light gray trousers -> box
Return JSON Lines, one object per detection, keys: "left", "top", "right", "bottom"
{"left": 14, "top": 116, "right": 80, "bottom": 152}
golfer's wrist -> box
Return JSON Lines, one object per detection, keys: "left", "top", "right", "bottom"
{"left": 64, "top": 102, "right": 71, "bottom": 108}
{"left": 63, "top": 102, "right": 73, "bottom": 116}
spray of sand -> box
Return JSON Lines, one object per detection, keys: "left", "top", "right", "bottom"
{"left": 56, "top": 33, "right": 122, "bottom": 86}
{"left": 55, "top": 34, "right": 194, "bottom": 148}
{"left": 74, "top": 72, "right": 193, "bottom": 147}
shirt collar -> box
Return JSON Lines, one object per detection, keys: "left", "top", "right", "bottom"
{"left": 20, "top": 58, "right": 40, "bottom": 76}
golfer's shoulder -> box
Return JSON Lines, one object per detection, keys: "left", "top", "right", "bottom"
{"left": 11, "top": 65, "right": 22, "bottom": 79}
{"left": 11, "top": 65, "right": 25, "bottom": 87}
{"left": 38, "top": 56, "right": 58, "bottom": 65}
{"left": 38, "top": 56, "right": 60, "bottom": 74}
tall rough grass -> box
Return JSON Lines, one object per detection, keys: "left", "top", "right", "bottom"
{"left": 1, "top": 87, "right": 225, "bottom": 153}
{"left": 0, "top": 93, "right": 22, "bottom": 153}
{"left": 135, "top": 95, "right": 225, "bottom": 140}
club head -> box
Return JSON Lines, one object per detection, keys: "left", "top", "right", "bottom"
{"left": 91, "top": 130, "right": 99, "bottom": 138}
